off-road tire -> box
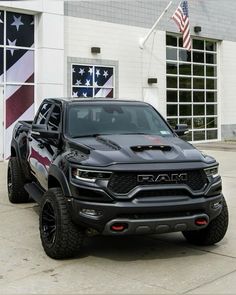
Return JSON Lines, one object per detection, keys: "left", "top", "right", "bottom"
{"left": 39, "top": 188, "right": 84, "bottom": 259}
{"left": 183, "top": 197, "right": 229, "bottom": 245}
{"left": 8, "top": 157, "right": 30, "bottom": 203}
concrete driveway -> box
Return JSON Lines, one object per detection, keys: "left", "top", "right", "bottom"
{"left": 0, "top": 147, "right": 236, "bottom": 294}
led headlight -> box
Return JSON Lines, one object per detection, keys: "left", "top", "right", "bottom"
{"left": 204, "top": 166, "right": 219, "bottom": 178}
{"left": 72, "top": 168, "right": 112, "bottom": 182}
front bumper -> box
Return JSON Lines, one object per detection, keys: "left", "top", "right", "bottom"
{"left": 68, "top": 193, "right": 223, "bottom": 235}
{"left": 102, "top": 213, "right": 210, "bottom": 235}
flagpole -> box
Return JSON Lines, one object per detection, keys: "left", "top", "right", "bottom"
{"left": 139, "top": 1, "right": 173, "bottom": 49}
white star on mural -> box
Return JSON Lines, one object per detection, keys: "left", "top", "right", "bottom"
{"left": 72, "top": 67, "right": 76, "bottom": 73}
{"left": 7, "top": 39, "right": 17, "bottom": 56}
{"left": 72, "top": 91, "right": 78, "bottom": 98}
{"left": 75, "top": 79, "right": 82, "bottom": 86}
{"left": 11, "top": 15, "right": 24, "bottom": 31}
{"left": 82, "top": 92, "right": 87, "bottom": 98}
{"left": 88, "top": 67, "right": 93, "bottom": 75}
{"left": 103, "top": 70, "right": 108, "bottom": 78}
{"left": 96, "top": 69, "right": 100, "bottom": 77}
{"left": 94, "top": 81, "right": 98, "bottom": 87}
{"left": 79, "top": 68, "right": 85, "bottom": 75}
{"left": 85, "top": 79, "right": 91, "bottom": 86}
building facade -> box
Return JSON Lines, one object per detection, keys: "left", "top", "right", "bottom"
{"left": 0, "top": 0, "right": 236, "bottom": 159}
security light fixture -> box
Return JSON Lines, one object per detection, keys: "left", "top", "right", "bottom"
{"left": 148, "top": 78, "right": 158, "bottom": 84}
{"left": 91, "top": 47, "right": 101, "bottom": 54}
{"left": 194, "top": 26, "right": 202, "bottom": 33}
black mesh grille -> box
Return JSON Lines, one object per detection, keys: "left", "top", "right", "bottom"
{"left": 134, "top": 189, "right": 190, "bottom": 198}
{"left": 108, "top": 170, "right": 208, "bottom": 194}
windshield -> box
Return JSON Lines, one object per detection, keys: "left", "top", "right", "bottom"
{"left": 66, "top": 103, "right": 173, "bottom": 138}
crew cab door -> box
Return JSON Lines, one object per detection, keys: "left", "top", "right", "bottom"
{"left": 28, "top": 102, "right": 61, "bottom": 189}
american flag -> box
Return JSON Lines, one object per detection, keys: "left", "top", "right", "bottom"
{"left": 72, "top": 65, "right": 114, "bottom": 98}
{"left": 0, "top": 11, "right": 34, "bottom": 158}
{"left": 172, "top": 1, "right": 191, "bottom": 51}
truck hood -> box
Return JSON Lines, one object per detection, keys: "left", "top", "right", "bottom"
{"left": 67, "top": 134, "right": 216, "bottom": 167}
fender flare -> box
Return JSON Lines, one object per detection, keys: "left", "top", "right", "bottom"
{"left": 48, "top": 164, "right": 72, "bottom": 197}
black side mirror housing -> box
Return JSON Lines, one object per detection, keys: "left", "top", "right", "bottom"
{"left": 174, "top": 124, "right": 189, "bottom": 137}
{"left": 31, "top": 124, "right": 60, "bottom": 143}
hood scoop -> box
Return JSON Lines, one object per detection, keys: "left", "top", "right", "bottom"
{"left": 131, "top": 145, "right": 172, "bottom": 152}
{"left": 95, "top": 136, "right": 121, "bottom": 151}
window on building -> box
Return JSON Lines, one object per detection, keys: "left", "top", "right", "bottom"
{"left": 166, "top": 34, "right": 218, "bottom": 141}
{"left": 1, "top": 10, "right": 35, "bottom": 159}
{"left": 71, "top": 64, "right": 115, "bottom": 98}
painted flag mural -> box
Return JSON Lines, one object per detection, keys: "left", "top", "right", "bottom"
{"left": 0, "top": 11, "right": 34, "bottom": 159}
{"left": 72, "top": 65, "right": 114, "bottom": 98}
{"left": 172, "top": 1, "right": 191, "bottom": 51}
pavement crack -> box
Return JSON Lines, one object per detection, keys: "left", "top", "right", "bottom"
{"left": 185, "top": 247, "right": 236, "bottom": 260}
{"left": 183, "top": 268, "right": 236, "bottom": 294}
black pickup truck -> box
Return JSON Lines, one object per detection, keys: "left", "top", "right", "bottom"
{"left": 8, "top": 98, "right": 228, "bottom": 259}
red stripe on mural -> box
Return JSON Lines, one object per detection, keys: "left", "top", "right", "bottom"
{"left": 6, "top": 74, "right": 34, "bottom": 128}
{"left": 27, "top": 73, "right": 34, "bottom": 83}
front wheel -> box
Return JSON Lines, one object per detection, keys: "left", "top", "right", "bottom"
{"left": 39, "top": 188, "right": 84, "bottom": 259}
{"left": 183, "top": 197, "right": 229, "bottom": 246}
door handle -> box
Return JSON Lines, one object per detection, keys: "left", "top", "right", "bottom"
{"left": 38, "top": 143, "right": 44, "bottom": 149}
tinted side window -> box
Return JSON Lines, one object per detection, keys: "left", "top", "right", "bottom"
{"left": 48, "top": 105, "right": 61, "bottom": 131}
{"left": 35, "top": 103, "right": 52, "bottom": 125}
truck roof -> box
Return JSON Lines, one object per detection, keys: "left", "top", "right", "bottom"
{"left": 44, "top": 97, "right": 150, "bottom": 106}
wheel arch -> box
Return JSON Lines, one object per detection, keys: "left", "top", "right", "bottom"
{"left": 48, "top": 165, "right": 72, "bottom": 197}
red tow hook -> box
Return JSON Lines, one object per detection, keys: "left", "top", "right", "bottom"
{"left": 111, "top": 224, "right": 127, "bottom": 232}
{"left": 195, "top": 218, "right": 208, "bottom": 226}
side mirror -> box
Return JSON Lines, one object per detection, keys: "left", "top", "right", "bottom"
{"left": 31, "top": 124, "right": 60, "bottom": 143}
{"left": 174, "top": 124, "right": 189, "bottom": 137}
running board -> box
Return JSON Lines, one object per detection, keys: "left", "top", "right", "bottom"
{"left": 24, "top": 182, "right": 45, "bottom": 204}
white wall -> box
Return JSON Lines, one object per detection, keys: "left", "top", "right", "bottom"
{"left": 218, "top": 40, "right": 236, "bottom": 139}
{"left": 35, "top": 1, "right": 64, "bottom": 109}
{"left": 220, "top": 40, "right": 236, "bottom": 125}
{"left": 64, "top": 16, "right": 167, "bottom": 117}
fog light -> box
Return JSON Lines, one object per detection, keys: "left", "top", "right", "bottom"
{"left": 81, "top": 208, "right": 102, "bottom": 217}
{"left": 212, "top": 201, "right": 221, "bottom": 210}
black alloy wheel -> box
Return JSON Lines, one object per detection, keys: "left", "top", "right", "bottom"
{"left": 39, "top": 188, "right": 84, "bottom": 259}
{"left": 41, "top": 200, "right": 57, "bottom": 246}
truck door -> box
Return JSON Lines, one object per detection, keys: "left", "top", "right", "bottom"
{"left": 28, "top": 103, "right": 61, "bottom": 189}
{"left": 28, "top": 102, "right": 52, "bottom": 188}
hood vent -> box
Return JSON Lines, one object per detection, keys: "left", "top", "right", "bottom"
{"left": 68, "top": 141, "right": 91, "bottom": 154}
{"left": 96, "top": 136, "right": 121, "bottom": 151}
{"left": 131, "top": 145, "right": 172, "bottom": 152}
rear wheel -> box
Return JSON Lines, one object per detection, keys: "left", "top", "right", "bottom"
{"left": 183, "top": 197, "right": 229, "bottom": 245}
{"left": 39, "top": 188, "right": 84, "bottom": 259}
{"left": 8, "top": 157, "right": 29, "bottom": 203}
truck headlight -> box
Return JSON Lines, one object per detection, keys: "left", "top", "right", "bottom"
{"left": 204, "top": 166, "right": 219, "bottom": 178}
{"left": 72, "top": 168, "right": 112, "bottom": 182}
